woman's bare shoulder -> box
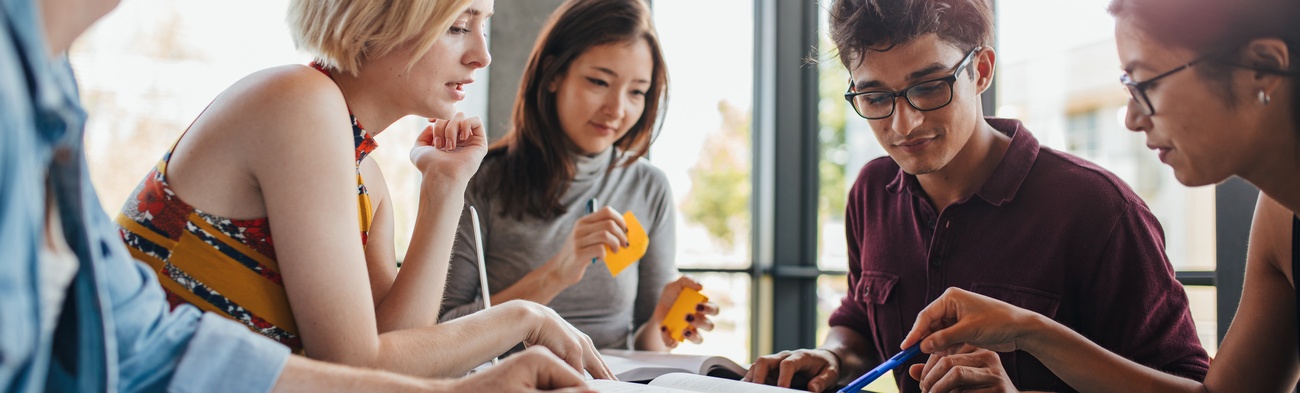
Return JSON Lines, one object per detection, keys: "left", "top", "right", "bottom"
{"left": 211, "top": 65, "right": 347, "bottom": 126}
{"left": 1251, "top": 193, "right": 1295, "bottom": 283}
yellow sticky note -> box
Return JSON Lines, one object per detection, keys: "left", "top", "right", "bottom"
{"left": 604, "top": 212, "right": 648, "bottom": 277}
{"left": 662, "top": 287, "right": 708, "bottom": 342}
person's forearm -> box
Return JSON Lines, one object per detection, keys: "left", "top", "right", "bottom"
{"left": 273, "top": 355, "right": 448, "bottom": 393}
{"left": 375, "top": 177, "right": 466, "bottom": 332}
{"left": 365, "top": 300, "right": 541, "bottom": 378}
{"left": 819, "top": 326, "right": 875, "bottom": 386}
{"left": 1021, "top": 314, "right": 1204, "bottom": 393}
{"left": 489, "top": 261, "right": 569, "bottom": 306}
{"left": 632, "top": 318, "right": 669, "bottom": 352}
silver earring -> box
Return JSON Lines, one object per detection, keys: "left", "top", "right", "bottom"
{"left": 1258, "top": 90, "right": 1271, "bottom": 105}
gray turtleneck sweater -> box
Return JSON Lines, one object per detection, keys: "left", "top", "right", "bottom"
{"left": 439, "top": 148, "right": 678, "bottom": 350}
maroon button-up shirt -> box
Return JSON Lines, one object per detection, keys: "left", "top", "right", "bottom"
{"left": 829, "top": 118, "right": 1210, "bottom": 392}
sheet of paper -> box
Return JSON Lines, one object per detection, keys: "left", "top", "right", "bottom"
{"left": 604, "top": 211, "right": 648, "bottom": 276}
{"left": 661, "top": 287, "right": 708, "bottom": 342}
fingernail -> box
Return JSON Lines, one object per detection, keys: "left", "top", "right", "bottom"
{"left": 695, "top": 303, "right": 704, "bottom": 312}
{"left": 660, "top": 325, "right": 667, "bottom": 332}
{"left": 433, "top": 136, "right": 443, "bottom": 148}
{"left": 685, "top": 314, "right": 695, "bottom": 322}
{"left": 684, "top": 330, "right": 692, "bottom": 337}
{"left": 623, "top": 241, "right": 629, "bottom": 247}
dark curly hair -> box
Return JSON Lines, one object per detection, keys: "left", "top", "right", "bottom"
{"left": 827, "top": 0, "right": 994, "bottom": 70}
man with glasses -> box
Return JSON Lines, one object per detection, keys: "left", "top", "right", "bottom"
{"left": 743, "top": 0, "right": 1209, "bottom": 392}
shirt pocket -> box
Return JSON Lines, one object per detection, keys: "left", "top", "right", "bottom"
{"left": 970, "top": 283, "right": 1060, "bottom": 318}
{"left": 852, "top": 271, "right": 901, "bottom": 354}
{"left": 970, "top": 282, "right": 1067, "bottom": 391}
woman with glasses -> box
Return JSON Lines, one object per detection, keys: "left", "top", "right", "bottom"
{"left": 903, "top": 0, "right": 1300, "bottom": 391}
{"left": 439, "top": 0, "right": 719, "bottom": 352}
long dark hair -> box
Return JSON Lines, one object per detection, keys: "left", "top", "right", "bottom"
{"left": 486, "top": 0, "right": 668, "bottom": 220}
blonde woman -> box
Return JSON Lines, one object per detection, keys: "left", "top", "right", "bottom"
{"left": 115, "top": 0, "right": 611, "bottom": 379}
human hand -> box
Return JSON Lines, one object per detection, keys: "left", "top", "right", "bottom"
{"left": 901, "top": 287, "right": 1044, "bottom": 357}
{"left": 742, "top": 348, "right": 841, "bottom": 392}
{"left": 451, "top": 347, "right": 596, "bottom": 393}
{"left": 909, "top": 345, "right": 1017, "bottom": 393}
{"left": 513, "top": 301, "right": 615, "bottom": 380}
{"left": 651, "top": 276, "right": 719, "bottom": 348}
{"left": 545, "top": 207, "right": 628, "bottom": 286}
{"left": 410, "top": 113, "right": 488, "bottom": 184}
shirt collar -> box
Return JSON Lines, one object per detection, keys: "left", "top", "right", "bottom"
{"left": 885, "top": 117, "right": 1039, "bottom": 207}
{"left": 4, "top": 0, "right": 86, "bottom": 147}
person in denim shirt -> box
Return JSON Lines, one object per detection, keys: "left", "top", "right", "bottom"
{"left": 0, "top": 0, "right": 594, "bottom": 391}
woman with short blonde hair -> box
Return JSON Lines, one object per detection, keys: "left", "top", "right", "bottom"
{"left": 116, "top": 0, "right": 611, "bottom": 379}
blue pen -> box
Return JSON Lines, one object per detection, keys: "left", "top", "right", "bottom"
{"left": 586, "top": 198, "right": 598, "bottom": 264}
{"left": 838, "top": 343, "right": 921, "bottom": 393}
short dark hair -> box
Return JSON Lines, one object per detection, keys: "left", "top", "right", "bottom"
{"left": 1108, "top": 0, "right": 1300, "bottom": 108}
{"left": 828, "top": 0, "right": 994, "bottom": 71}
{"left": 487, "top": 0, "right": 668, "bottom": 220}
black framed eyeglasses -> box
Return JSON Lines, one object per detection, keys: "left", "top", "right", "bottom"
{"left": 1120, "top": 54, "right": 1212, "bottom": 116}
{"left": 844, "top": 47, "right": 981, "bottom": 120}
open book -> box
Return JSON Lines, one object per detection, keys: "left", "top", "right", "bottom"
{"left": 600, "top": 349, "right": 748, "bottom": 383}
{"left": 589, "top": 373, "right": 803, "bottom": 392}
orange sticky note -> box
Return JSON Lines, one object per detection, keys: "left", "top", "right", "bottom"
{"left": 662, "top": 287, "right": 708, "bottom": 342}
{"left": 604, "top": 212, "right": 648, "bottom": 277}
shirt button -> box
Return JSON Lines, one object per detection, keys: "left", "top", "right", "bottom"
{"left": 925, "top": 219, "right": 936, "bottom": 229}
{"left": 929, "top": 256, "right": 942, "bottom": 268}
{"left": 54, "top": 147, "right": 74, "bottom": 164}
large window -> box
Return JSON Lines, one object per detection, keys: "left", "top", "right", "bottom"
{"left": 651, "top": 0, "right": 754, "bottom": 365}
{"left": 994, "top": 0, "right": 1217, "bottom": 353}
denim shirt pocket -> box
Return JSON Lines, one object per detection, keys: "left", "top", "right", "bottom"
{"left": 970, "top": 282, "right": 1066, "bottom": 391}
{"left": 853, "top": 271, "right": 901, "bottom": 354}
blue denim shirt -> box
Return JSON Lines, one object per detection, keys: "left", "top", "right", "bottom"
{"left": 0, "top": 1, "right": 290, "bottom": 391}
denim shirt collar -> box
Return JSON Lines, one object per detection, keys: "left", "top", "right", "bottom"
{"left": 2, "top": 0, "right": 109, "bottom": 391}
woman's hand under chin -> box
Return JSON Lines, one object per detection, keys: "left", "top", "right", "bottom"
{"left": 411, "top": 112, "right": 488, "bottom": 185}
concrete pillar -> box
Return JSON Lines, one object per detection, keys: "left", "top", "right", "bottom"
{"left": 486, "top": 0, "right": 567, "bottom": 141}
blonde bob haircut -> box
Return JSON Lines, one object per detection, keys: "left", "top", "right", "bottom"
{"left": 287, "top": 0, "right": 474, "bottom": 76}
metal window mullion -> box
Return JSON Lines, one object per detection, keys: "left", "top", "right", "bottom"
{"left": 1215, "top": 177, "right": 1257, "bottom": 344}
{"left": 753, "top": 0, "right": 821, "bottom": 355}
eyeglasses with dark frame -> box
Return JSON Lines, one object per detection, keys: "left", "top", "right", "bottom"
{"left": 844, "top": 47, "right": 982, "bottom": 120}
{"left": 1120, "top": 54, "right": 1212, "bottom": 116}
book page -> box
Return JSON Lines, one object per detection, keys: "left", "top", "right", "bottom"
{"left": 602, "top": 354, "right": 691, "bottom": 382}
{"left": 587, "top": 379, "right": 696, "bottom": 393}
{"left": 647, "top": 373, "right": 803, "bottom": 393}
{"left": 600, "top": 349, "right": 748, "bottom": 379}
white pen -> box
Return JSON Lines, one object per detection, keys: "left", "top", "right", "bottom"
{"left": 468, "top": 206, "right": 499, "bottom": 366}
